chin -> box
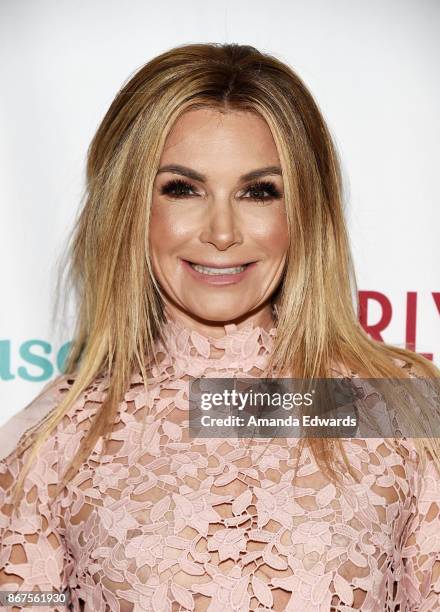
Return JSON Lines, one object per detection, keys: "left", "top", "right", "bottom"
{"left": 189, "top": 303, "right": 249, "bottom": 324}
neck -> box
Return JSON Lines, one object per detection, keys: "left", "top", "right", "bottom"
{"left": 163, "top": 302, "right": 276, "bottom": 339}
{"left": 157, "top": 302, "right": 277, "bottom": 369}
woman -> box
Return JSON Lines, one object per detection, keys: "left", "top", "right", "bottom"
{"left": 1, "top": 42, "right": 440, "bottom": 611}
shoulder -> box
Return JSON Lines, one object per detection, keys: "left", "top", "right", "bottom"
{"left": 328, "top": 356, "right": 407, "bottom": 378}
{"left": 0, "top": 372, "right": 107, "bottom": 504}
{"left": 0, "top": 372, "right": 106, "bottom": 465}
{"left": 0, "top": 375, "right": 77, "bottom": 463}
{"left": 330, "top": 354, "right": 440, "bottom": 455}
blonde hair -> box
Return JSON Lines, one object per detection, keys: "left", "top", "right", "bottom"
{"left": 9, "top": 42, "right": 440, "bottom": 506}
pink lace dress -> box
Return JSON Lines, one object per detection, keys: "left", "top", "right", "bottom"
{"left": 1, "top": 318, "right": 440, "bottom": 611}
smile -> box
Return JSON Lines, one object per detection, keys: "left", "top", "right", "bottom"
{"left": 190, "top": 263, "right": 247, "bottom": 275}
{"left": 181, "top": 259, "right": 257, "bottom": 285}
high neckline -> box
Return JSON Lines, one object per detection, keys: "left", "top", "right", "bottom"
{"left": 155, "top": 315, "right": 277, "bottom": 376}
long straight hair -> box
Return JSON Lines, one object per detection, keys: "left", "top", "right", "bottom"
{"left": 9, "top": 42, "right": 440, "bottom": 506}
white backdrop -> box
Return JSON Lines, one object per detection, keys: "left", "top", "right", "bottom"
{"left": 1, "top": 0, "right": 439, "bottom": 427}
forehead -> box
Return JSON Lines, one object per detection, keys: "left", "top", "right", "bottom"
{"left": 160, "top": 108, "right": 280, "bottom": 167}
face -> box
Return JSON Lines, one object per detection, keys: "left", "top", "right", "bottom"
{"left": 149, "top": 108, "right": 289, "bottom": 330}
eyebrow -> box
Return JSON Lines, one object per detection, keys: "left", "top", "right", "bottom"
{"left": 156, "top": 164, "right": 282, "bottom": 182}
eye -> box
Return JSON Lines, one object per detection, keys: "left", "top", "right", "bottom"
{"left": 160, "top": 179, "right": 198, "bottom": 199}
{"left": 242, "top": 181, "right": 282, "bottom": 203}
{"left": 159, "top": 178, "right": 282, "bottom": 203}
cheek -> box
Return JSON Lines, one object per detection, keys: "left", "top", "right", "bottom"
{"left": 149, "top": 205, "right": 172, "bottom": 278}
{"left": 149, "top": 208, "right": 177, "bottom": 288}
{"left": 253, "top": 211, "right": 289, "bottom": 257}
{"left": 149, "top": 203, "right": 188, "bottom": 256}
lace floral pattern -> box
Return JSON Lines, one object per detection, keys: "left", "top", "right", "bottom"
{"left": 1, "top": 317, "right": 440, "bottom": 611}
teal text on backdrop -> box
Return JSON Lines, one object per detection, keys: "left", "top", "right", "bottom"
{"left": 0, "top": 341, "right": 72, "bottom": 381}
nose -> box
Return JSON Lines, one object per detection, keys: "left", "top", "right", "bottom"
{"left": 199, "top": 198, "right": 243, "bottom": 251}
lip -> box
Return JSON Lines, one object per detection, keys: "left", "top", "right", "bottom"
{"left": 181, "top": 259, "right": 257, "bottom": 285}
{"left": 184, "top": 259, "right": 256, "bottom": 268}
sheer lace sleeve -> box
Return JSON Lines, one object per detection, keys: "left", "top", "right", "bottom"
{"left": 400, "top": 440, "right": 440, "bottom": 610}
{"left": 0, "top": 375, "right": 74, "bottom": 611}
{"left": 396, "top": 364, "right": 440, "bottom": 609}
{"left": 0, "top": 377, "right": 67, "bottom": 462}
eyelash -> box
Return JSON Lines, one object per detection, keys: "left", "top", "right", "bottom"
{"left": 160, "top": 179, "right": 282, "bottom": 203}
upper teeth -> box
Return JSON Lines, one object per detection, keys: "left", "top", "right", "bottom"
{"left": 191, "top": 263, "right": 247, "bottom": 275}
